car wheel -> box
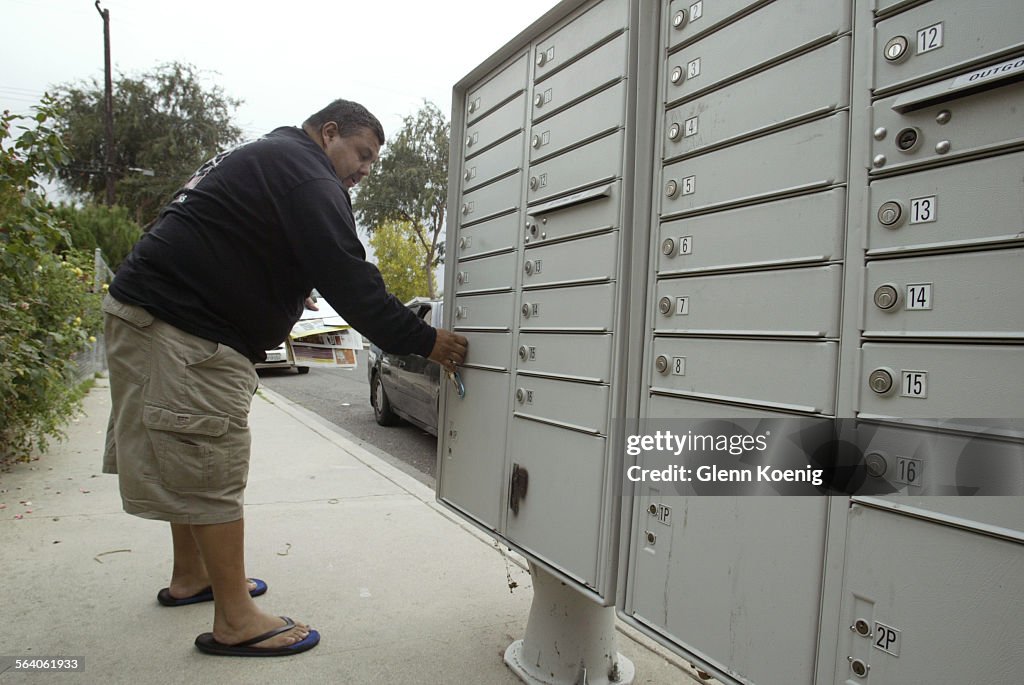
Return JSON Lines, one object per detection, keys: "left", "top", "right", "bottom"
{"left": 371, "top": 373, "right": 401, "bottom": 426}
{"left": 295, "top": 366, "right": 310, "bottom": 374}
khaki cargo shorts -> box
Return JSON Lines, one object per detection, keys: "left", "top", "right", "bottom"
{"left": 102, "top": 295, "right": 259, "bottom": 524}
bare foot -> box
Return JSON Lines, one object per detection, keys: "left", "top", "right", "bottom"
{"left": 214, "top": 613, "right": 311, "bottom": 648}
{"left": 168, "top": 576, "right": 259, "bottom": 599}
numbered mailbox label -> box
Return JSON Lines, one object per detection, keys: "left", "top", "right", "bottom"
{"left": 905, "top": 283, "right": 932, "bottom": 310}
{"left": 873, "top": 622, "right": 902, "bottom": 657}
{"left": 678, "top": 235, "right": 693, "bottom": 255}
{"left": 901, "top": 370, "right": 927, "bottom": 398}
{"left": 681, "top": 176, "right": 696, "bottom": 195}
{"left": 910, "top": 196, "right": 937, "bottom": 224}
{"left": 684, "top": 116, "right": 699, "bottom": 137}
{"left": 689, "top": 1, "right": 703, "bottom": 21}
{"left": 687, "top": 58, "right": 701, "bottom": 80}
{"left": 916, "top": 22, "right": 943, "bottom": 55}
{"left": 893, "top": 457, "right": 923, "bottom": 488}
{"left": 672, "top": 356, "right": 686, "bottom": 376}
{"left": 675, "top": 297, "right": 690, "bottom": 315}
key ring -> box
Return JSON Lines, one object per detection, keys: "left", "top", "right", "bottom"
{"left": 447, "top": 368, "right": 466, "bottom": 398}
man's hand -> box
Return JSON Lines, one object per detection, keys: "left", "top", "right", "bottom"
{"left": 428, "top": 328, "right": 468, "bottom": 373}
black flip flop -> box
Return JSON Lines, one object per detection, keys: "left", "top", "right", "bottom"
{"left": 195, "top": 616, "right": 320, "bottom": 657}
{"left": 157, "top": 578, "right": 268, "bottom": 607}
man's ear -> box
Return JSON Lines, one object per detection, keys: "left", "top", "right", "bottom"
{"left": 321, "top": 121, "right": 340, "bottom": 142}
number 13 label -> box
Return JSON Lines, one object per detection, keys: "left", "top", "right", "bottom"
{"left": 910, "top": 196, "right": 936, "bottom": 224}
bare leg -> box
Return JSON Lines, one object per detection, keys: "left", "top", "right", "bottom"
{"left": 167, "top": 522, "right": 210, "bottom": 598}
{"left": 190, "top": 518, "right": 310, "bottom": 647}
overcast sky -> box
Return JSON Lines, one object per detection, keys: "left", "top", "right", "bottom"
{"left": 1, "top": 0, "right": 559, "bottom": 142}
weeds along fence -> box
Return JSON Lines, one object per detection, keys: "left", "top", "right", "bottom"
{"left": 70, "top": 248, "right": 115, "bottom": 385}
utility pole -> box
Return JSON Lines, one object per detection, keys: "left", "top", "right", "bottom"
{"left": 95, "top": 1, "right": 115, "bottom": 206}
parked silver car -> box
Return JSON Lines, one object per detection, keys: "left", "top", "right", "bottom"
{"left": 366, "top": 297, "right": 442, "bottom": 435}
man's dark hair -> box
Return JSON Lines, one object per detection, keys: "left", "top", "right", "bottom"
{"left": 304, "top": 99, "right": 385, "bottom": 145}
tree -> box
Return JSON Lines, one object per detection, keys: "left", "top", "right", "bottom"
{"left": 369, "top": 220, "right": 431, "bottom": 304}
{"left": 354, "top": 102, "right": 448, "bottom": 298}
{"left": 50, "top": 62, "right": 243, "bottom": 226}
{"left": 53, "top": 203, "right": 141, "bottom": 271}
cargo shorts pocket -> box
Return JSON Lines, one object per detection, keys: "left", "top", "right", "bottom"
{"left": 143, "top": 405, "right": 249, "bottom": 491}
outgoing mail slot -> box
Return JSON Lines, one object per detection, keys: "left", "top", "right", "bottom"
{"left": 870, "top": 81, "right": 1024, "bottom": 176}
{"left": 655, "top": 265, "right": 842, "bottom": 338}
{"left": 872, "top": 0, "right": 1024, "bottom": 97}
{"left": 438, "top": 368, "right": 510, "bottom": 530}
{"left": 464, "top": 53, "right": 528, "bottom": 125}
{"left": 461, "top": 331, "right": 513, "bottom": 372}
{"left": 664, "top": 0, "right": 850, "bottom": 108}
{"left": 534, "top": 0, "right": 628, "bottom": 81}
{"left": 526, "top": 180, "right": 621, "bottom": 245}
{"left": 647, "top": 394, "right": 798, "bottom": 419}
{"left": 665, "top": 0, "right": 768, "bottom": 51}
{"left": 650, "top": 338, "right": 838, "bottom": 414}
{"left": 516, "top": 332, "right": 613, "bottom": 384}
{"left": 512, "top": 374, "right": 611, "bottom": 435}
{"left": 528, "top": 130, "right": 623, "bottom": 205}
{"left": 453, "top": 291, "right": 516, "bottom": 330}
{"left": 661, "top": 112, "right": 848, "bottom": 218}
{"left": 859, "top": 343, "right": 1024, "bottom": 419}
{"left": 462, "top": 134, "right": 524, "bottom": 193}
{"left": 460, "top": 173, "right": 522, "bottom": 226}
{"left": 868, "top": 151, "right": 1024, "bottom": 256}
{"left": 864, "top": 249, "right": 1024, "bottom": 339}
{"left": 658, "top": 188, "right": 846, "bottom": 275}
{"left": 522, "top": 230, "right": 618, "bottom": 289}
{"left": 505, "top": 419, "right": 607, "bottom": 589}
{"left": 458, "top": 211, "right": 520, "bottom": 260}
{"left": 454, "top": 251, "right": 517, "bottom": 295}
{"left": 465, "top": 93, "right": 526, "bottom": 160}
{"left": 530, "top": 81, "right": 626, "bottom": 164}
{"left": 519, "top": 282, "right": 616, "bottom": 333}
{"left": 664, "top": 38, "right": 850, "bottom": 162}
{"left": 531, "top": 32, "right": 627, "bottom": 122}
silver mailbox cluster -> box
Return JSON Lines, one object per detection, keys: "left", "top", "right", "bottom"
{"left": 441, "top": 0, "right": 634, "bottom": 599}
{"left": 441, "top": 0, "right": 1024, "bottom": 683}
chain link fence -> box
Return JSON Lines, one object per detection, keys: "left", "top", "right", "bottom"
{"left": 70, "top": 248, "right": 115, "bottom": 384}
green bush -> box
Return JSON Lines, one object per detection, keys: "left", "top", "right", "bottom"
{"left": 1, "top": 99, "right": 104, "bottom": 466}
{"left": 53, "top": 202, "right": 142, "bottom": 271}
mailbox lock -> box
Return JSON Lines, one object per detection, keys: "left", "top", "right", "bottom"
{"left": 658, "top": 296, "right": 673, "bottom": 316}
{"left": 516, "top": 388, "right": 526, "bottom": 403}
{"left": 455, "top": 306, "right": 467, "bottom": 320}
{"left": 458, "top": 236, "right": 467, "bottom": 249}
{"left": 849, "top": 657, "right": 870, "bottom": 678}
{"left": 645, "top": 531, "right": 657, "bottom": 545}
{"left": 665, "top": 179, "right": 680, "bottom": 198}
{"left": 529, "top": 176, "right": 540, "bottom": 190}
{"left": 521, "top": 303, "right": 531, "bottom": 318}
{"left": 531, "top": 134, "right": 542, "bottom": 149}
{"left": 467, "top": 100, "right": 478, "bottom": 114}
{"left": 873, "top": 284, "right": 900, "bottom": 310}
{"left": 865, "top": 453, "right": 887, "bottom": 478}
{"left": 648, "top": 503, "right": 658, "bottom": 515}
{"left": 668, "top": 122, "right": 682, "bottom": 141}
{"left": 877, "top": 200, "right": 903, "bottom": 227}
{"left": 519, "top": 345, "right": 530, "bottom": 361}
{"left": 883, "top": 35, "right": 909, "bottom": 62}
{"left": 852, "top": 618, "right": 872, "bottom": 637}
{"left": 524, "top": 260, "right": 534, "bottom": 275}
{"left": 536, "top": 50, "right": 547, "bottom": 67}
{"left": 896, "top": 127, "right": 921, "bottom": 153}
{"left": 456, "top": 272, "right": 466, "bottom": 285}
{"left": 670, "top": 65, "right": 685, "bottom": 85}
{"left": 655, "top": 355, "right": 670, "bottom": 374}
{"left": 461, "top": 203, "right": 470, "bottom": 215}
{"left": 661, "top": 238, "right": 676, "bottom": 256}
{"left": 868, "top": 368, "right": 896, "bottom": 395}
{"left": 672, "top": 10, "right": 688, "bottom": 29}
{"left": 534, "top": 93, "right": 544, "bottom": 108}
{"left": 464, "top": 170, "right": 472, "bottom": 181}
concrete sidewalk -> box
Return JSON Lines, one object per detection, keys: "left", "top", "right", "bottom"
{"left": 0, "top": 380, "right": 696, "bottom": 684}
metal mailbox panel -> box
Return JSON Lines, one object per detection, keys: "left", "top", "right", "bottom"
{"left": 863, "top": 249, "right": 1024, "bottom": 339}
{"left": 453, "top": 291, "right": 516, "bottom": 330}
{"left": 512, "top": 374, "right": 611, "bottom": 435}
{"left": 526, "top": 180, "right": 621, "bottom": 245}
{"left": 519, "top": 282, "right": 617, "bottom": 332}
{"left": 462, "top": 133, "right": 524, "bottom": 193}
{"left": 505, "top": 419, "right": 606, "bottom": 587}
{"left": 870, "top": 81, "right": 1024, "bottom": 176}
{"left": 837, "top": 505, "right": 1024, "bottom": 685}
{"left": 654, "top": 265, "right": 843, "bottom": 337}
{"left": 661, "top": 112, "right": 848, "bottom": 218}
{"left": 872, "top": 0, "right": 1024, "bottom": 96}
{"left": 867, "top": 151, "right": 1024, "bottom": 256}
{"left": 663, "top": 37, "right": 850, "bottom": 162}
{"left": 531, "top": 32, "right": 628, "bottom": 121}
{"left": 647, "top": 394, "right": 798, "bottom": 419}
{"left": 460, "top": 173, "right": 522, "bottom": 226}
{"left": 858, "top": 343, "right": 1024, "bottom": 418}
{"left": 438, "top": 369, "right": 511, "bottom": 530}
{"left": 530, "top": 80, "right": 626, "bottom": 164}
{"left": 461, "top": 331, "right": 513, "bottom": 372}
{"left": 664, "top": 0, "right": 851, "bottom": 107}
{"left": 454, "top": 251, "right": 517, "bottom": 295}
{"left": 658, "top": 188, "right": 846, "bottom": 275}
{"left": 650, "top": 338, "right": 839, "bottom": 414}
{"left": 665, "top": 0, "right": 770, "bottom": 51}
{"left": 464, "top": 93, "right": 526, "bottom": 161}
{"left": 465, "top": 53, "right": 528, "bottom": 125}
{"left": 522, "top": 230, "right": 619, "bottom": 289}
{"left": 534, "top": 0, "right": 628, "bottom": 82}
{"left": 627, "top": 497, "right": 829, "bottom": 685}
{"left": 528, "top": 130, "right": 624, "bottom": 205}
{"left": 458, "top": 211, "right": 520, "bottom": 259}
{"left": 516, "top": 332, "right": 613, "bottom": 384}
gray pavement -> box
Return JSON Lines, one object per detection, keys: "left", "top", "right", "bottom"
{"left": 0, "top": 379, "right": 696, "bottom": 685}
